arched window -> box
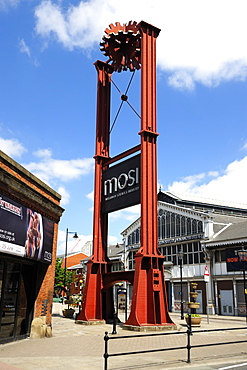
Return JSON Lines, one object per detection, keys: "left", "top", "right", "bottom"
{"left": 171, "top": 213, "right": 176, "bottom": 237}
{"left": 158, "top": 216, "right": 161, "bottom": 239}
{"left": 136, "top": 228, "right": 140, "bottom": 243}
{"left": 198, "top": 221, "right": 203, "bottom": 233}
{"left": 192, "top": 219, "right": 197, "bottom": 234}
{"left": 166, "top": 212, "right": 171, "bottom": 238}
{"left": 181, "top": 216, "right": 186, "bottom": 236}
{"left": 187, "top": 218, "right": 192, "bottom": 235}
{"left": 176, "top": 215, "right": 180, "bottom": 236}
{"left": 128, "top": 235, "right": 131, "bottom": 245}
{"left": 162, "top": 214, "right": 166, "bottom": 239}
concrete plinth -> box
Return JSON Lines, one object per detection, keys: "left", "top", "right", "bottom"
{"left": 75, "top": 320, "right": 105, "bottom": 325}
{"left": 122, "top": 324, "right": 178, "bottom": 332}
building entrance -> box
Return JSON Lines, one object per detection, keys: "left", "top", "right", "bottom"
{"left": 220, "top": 290, "right": 234, "bottom": 315}
{"left": 0, "top": 257, "right": 36, "bottom": 343}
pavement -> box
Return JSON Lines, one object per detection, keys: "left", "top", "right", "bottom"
{"left": 0, "top": 303, "right": 246, "bottom": 370}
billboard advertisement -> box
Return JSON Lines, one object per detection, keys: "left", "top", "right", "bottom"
{"left": 102, "top": 154, "right": 140, "bottom": 213}
{"left": 0, "top": 194, "right": 54, "bottom": 264}
{"left": 226, "top": 248, "right": 246, "bottom": 272}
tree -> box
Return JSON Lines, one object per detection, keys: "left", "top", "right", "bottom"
{"left": 54, "top": 258, "right": 76, "bottom": 296}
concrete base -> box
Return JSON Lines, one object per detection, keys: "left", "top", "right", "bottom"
{"left": 75, "top": 320, "right": 105, "bottom": 325}
{"left": 122, "top": 324, "right": 177, "bottom": 332}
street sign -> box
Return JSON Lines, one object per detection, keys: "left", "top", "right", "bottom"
{"left": 204, "top": 266, "right": 210, "bottom": 282}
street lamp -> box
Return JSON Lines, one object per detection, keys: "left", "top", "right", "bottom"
{"left": 178, "top": 248, "right": 184, "bottom": 320}
{"left": 237, "top": 246, "right": 247, "bottom": 324}
{"left": 64, "top": 228, "right": 78, "bottom": 291}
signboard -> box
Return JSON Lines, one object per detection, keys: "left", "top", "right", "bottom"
{"left": 0, "top": 194, "right": 54, "bottom": 264}
{"left": 226, "top": 248, "right": 246, "bottom": 272}
{"left": 102, "top": 154, "right": 140, "bottom": 213}
{"left": 204, "top": 265, "right": 210, "bottom": 282}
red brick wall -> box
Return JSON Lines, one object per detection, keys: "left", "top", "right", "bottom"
{"left": 0, "top": 151, "right": 64, "bottom": 329}
{"left": 34, "top": 223, "right": 59, "bottom": 324}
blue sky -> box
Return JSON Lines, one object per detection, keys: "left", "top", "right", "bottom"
{"left": 0, "top": 0, "right": 247, "bottom": 255}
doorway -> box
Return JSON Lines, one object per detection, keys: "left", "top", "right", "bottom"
{"left": 0, "top": 258, "right": 36, "bottom": 343}
{"left": 195, "top": 290, "right": 203, "bottom": 314}
{"left": 220, "top": 290, "right": 234, "bottom": 315}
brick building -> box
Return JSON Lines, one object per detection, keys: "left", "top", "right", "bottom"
{"left": 0, "top": 151, "right": 64, "bottom": 343}
{"left": 61, "top": 252, "right": 88, "bottom": 296}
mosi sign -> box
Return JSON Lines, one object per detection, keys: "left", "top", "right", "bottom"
{"left": 102, "top": 154, "right": 140, "bottom": 213}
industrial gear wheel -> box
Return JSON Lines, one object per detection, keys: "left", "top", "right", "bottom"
{"left": 100, "top": 21, "right": 141, "bottom": 72}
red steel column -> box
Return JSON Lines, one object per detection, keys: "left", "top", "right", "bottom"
{"left": 139, "top": 21, "right": 160, "bottom": 256}
{"left": 77, "top": 61, "right": 113, "bottom": 321}
{"left": 125, "top": 22, "right": 174, "bottom": 327}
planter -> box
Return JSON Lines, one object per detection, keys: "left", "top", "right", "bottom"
{"left": 190, "top": 283, "right": 198, "bottom": 289}
{"left": 62, "top": 309, "right": 75, "bottom": 318}
{"left": 185, "top": 316, "right": 201, "bottom": 326}
{"left": 190, "top": 292, "right": 198, "bottom": 299}
{"left": 188, "top": 302, "right": 200, "bottom": 309}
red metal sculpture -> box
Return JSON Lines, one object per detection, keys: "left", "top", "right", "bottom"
{"left": 77, "top": 21, "right": 175, "bottom": 329}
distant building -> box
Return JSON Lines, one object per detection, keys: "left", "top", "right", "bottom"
{"left": 61, "top": 252, "right": 88, "bottom": 269}
{"left": 62, "top": 252, "right": 88, "bottom": 296}
{"left": 109, "top": 191, "right": 247, "bottom": 317}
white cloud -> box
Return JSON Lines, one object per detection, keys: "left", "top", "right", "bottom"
{"left": 0, "top": 137, "right": 27, "bottom": 157}
{"left": 34, "top": 148, "right": 52, "bottom": 158}
{"left": 57, "top": 230, "right": 93, "bottom": 255}
{"left": 34, "top": 0, "right": 247, "bottom": 90}
{"left": 58, "top": 186, "right": 70, "bottom": 206}
{"left": 109, "top": 205, "right": 140, "bottom": 223}
{"left": 22, "top": 149, "right": 94, "bottom": 184}
{"left": 241, "top": 142, "right": 247, "bottom": 150}
{"left": 86, "top": 190, "right": 94, "bottom": 201}
{"left": 168, "top": 156, "right": 247, "bottom": 207}
{"left": 0, "top": 0, "right": 21, "bottom": 11}
{"left": 19, "top": 38, "right": 31, "bottom": 58}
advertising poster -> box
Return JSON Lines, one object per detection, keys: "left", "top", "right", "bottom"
{"left": 0, "top": 194, "right": 54, "bottom": 264}
{"left": 102, "top": 154, "right": 140, "bottom": 213}
{"left": 226, "top": 248, "right": 243, "bottom": 272}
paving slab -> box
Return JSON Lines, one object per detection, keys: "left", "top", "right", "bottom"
{"left": 0, "top": 305, "right": 246, "bottom": 370}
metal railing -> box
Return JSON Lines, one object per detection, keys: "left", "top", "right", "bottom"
{"left": 103, "top": 316, "right": 247, "bottom": 369}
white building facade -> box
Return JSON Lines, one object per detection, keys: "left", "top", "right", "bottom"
{"left": 114, "top": 191, "right": 247, "bottom": 317}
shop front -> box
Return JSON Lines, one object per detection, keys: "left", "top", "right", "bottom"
{"left": 0, "top": 150, "right": 63, "bottom": 342}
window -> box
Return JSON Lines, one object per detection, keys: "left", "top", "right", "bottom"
{"left": 187, "top": 218, "right": 191, "bottom": 235}
{"left": 159, "top": 241, "right": 204, "bottom": 266}
{"left": 221, "top": 249, "right": 226, "bottom": 262}
{"left": 181, "top": 217, "right": 186, "bottom": 236}
{"left": 171, "top": 213, "right": 175, "bottom": 237}
{"left": 158, "top": 211, "right": 203, "bottom": 240}
{"left": 166, "top": 212, "right": 171, "bottom": 238}
{"left": 176, "top": 215, "right": 180, "bottom": 236}
{"left": 128, "top": 251, "right": 136, "bottom": 270}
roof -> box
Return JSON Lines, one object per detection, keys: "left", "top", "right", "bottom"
{"left": 61, "top": 252, "right": 88, "bottom": 268}
{"left": 107, "top": 243, "right": 124, "bottom": 258}
{"left": 205, "top": 220, "right": 247, "bottom": 248}
{"left": 68, "top": 263, "right": 83, "bottom": 270}
{"left": 162, "top": 191, "right": 247, "bottom": 210}
{"left": 158, "top": 191, "right": 247, "bottom": 214}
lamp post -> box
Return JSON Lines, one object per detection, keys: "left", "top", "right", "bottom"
{"left": 178, "top": 248, "right": 184, "bottom": 320}
{"left": 237, "top": 246, "right": 247, "bottom": 324}
{"left": 64, "top": 228, "right": 78, "bottom": 292}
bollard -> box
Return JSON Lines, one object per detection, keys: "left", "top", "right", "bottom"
{"left": 112, "top": 312, "right": 117, "bottom": 334}
{"left": 186, "top": 313, "right": 192, "bottom": 363}
{"left": 104, "top": 331, "right": 109, "bottom": 370}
